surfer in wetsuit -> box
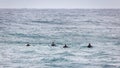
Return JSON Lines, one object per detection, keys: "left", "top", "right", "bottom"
{"left": 51, "top": 42, "right": 56, "bottom": 46}
{"left": 26, "top": 43, "right": 30, "bottom": 46}
{"left": 63, "top": 44, "right": 68, "bottom": 48}
{"left": 87, "top": 43, "right": 93, "bottom": 48}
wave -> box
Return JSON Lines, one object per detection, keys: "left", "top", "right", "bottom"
{"left": 32, "top": 20, "right": 64, "bottom": 25}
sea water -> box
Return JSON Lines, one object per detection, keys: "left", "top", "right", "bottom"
{"left": 0, "top": 9, "right": 120, "bottom": 68}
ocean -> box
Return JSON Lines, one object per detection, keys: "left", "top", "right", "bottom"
{"left": 0, "top": 9, "right": 120, "bottom": 68}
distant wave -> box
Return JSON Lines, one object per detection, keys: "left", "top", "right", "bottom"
{"left": 9, "top": 33, "right": 49, "bottom": 39}
{"left": 32, "top": 20, "right": 64, "bottom": 25}
{"left": 41, "top": 57, "right": 70, "bottom": 63}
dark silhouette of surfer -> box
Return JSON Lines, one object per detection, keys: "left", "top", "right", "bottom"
{"left": 26, "top": 44, "right": 30, "bottom": 46}
{"left": 87, "top": 43, "right": 93, "bottom": 48}
{"left": 63, "top": 44, "right": 68, "bottom": 48}
{"left": 51, "top": 42, "right": 56, "bottom": 46}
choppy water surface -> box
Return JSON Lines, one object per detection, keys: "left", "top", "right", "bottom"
{"left": 0, "top": 9, "right": 120, "bottom": 68}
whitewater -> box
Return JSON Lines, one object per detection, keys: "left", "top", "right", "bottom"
{"left": 0, "top": 9, "right": 120, "bottom": 68}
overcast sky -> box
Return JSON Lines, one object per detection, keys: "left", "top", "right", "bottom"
{"left": 0, "top": 0, "right": 120, "bottom": 9}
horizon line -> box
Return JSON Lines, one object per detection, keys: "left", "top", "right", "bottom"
{"left": 0, "top": 8, "right": 120, "bottom": 9}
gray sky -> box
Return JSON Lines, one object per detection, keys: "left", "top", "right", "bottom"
{"left": 0, "top": 0, "right": 120, "bottom": 9}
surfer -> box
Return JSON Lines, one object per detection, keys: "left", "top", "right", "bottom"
{"left": 63, "top": 44, "right": 68, "bottom": 48}
{"left": 51, "top": 42, "right": 56, "bottom": 46}
{"left": 87, "top": 43, "right": 93, "bottom": 48}
{"left": 26, "top": 44, "right": 30, "bottom": 46}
